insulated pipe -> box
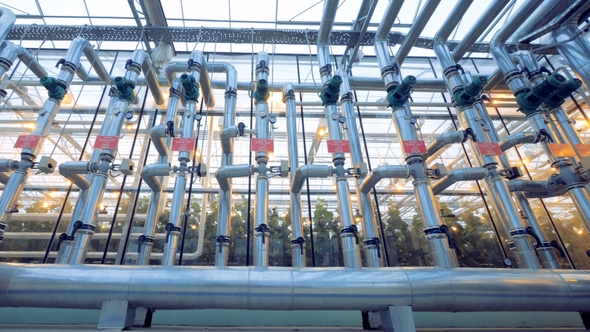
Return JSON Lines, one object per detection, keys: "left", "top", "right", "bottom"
{"left": 127, "top": 50, "right": 165, "bottom": 105}
{"left": 56, "top": 37, "right": 110, "bottom": 86}
{"left": 514, "top": 0, "right": 574, "bottom": 43}
{"left": 359, "top": 165, "right": 411, "bottom": 194}
{"left": 338, "top": 69, "right": 382, "bottom": 267}
{"left": 451, "top": 0, "right": 511, "bottom": 61}
{"left": 424, "top": 130, "right": 466, "bottom": 160}
{"left": 2, "top": 264, "right": 590, "bottom": 312}
{"left": 220, "top": 126, "right": 239, "bottom": 154}
{"left": 431, "top": 167, "right": 488, "bottom": 195}
{"left": 0, "top": 41, "right": 48, "bottom": 81}
{"left": 211, "top": 62, "right": 238, "bottom": 267}
{"left": 215, "top": 165, "right": 253, "bottom": 192}
{"left": 0, "top": 8, "right": 16, "bottom": 46}
{"left": 290, "top": 165, "right": 333, "bottom": 194}
{"left": 395, "top": 0, "right": 441, "bottom": 66}
{"left": 165, "top": 62, "right": 215, "bottom": 108}
{"left": 140, "top": 163, "right": 171, "bottom": 192}
{"left": 498, "top": 131, "right": 540, "bottom": 152}
{"left": 552, "top": 23, "right": 590, "bottom": 92}
{"left": 253, "top": 52, "right": 271, "bottom": 267}
{"left": 162, "top": 50, "right": 205, "bottom": 266}
{"left": 317, "top": 0, "right": 361, "bottom": 268}
{"left": 149, "top": 125, "right": 169, "bottom": 158}
{"left": 374, "top": 0, "right": 405, "bottom": 42}
{"left": 284, "top": 83, "right": 305, "bottom": 267}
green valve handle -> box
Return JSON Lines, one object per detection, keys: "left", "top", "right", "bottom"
{"left": 40, "top": 76, "right": 66, "bottom": 101}
{"left": 114, "top": 76, "right": 136, "bottom": 103}
{"left": 320, "top": 75, "right": 343, "bottom": 106}
{"left": 180, "top": 73, "right": 200, "bottom": 102}
{"left": 397, "top": 75, "right": 416, "bottom": 95}
{"left": 463, "top": 76, "right": 488, "bottom": 97}
{"left": 254, "top": 78, "right": 270, "bottom": 102}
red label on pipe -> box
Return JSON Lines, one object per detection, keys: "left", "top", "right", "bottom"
{"left": 548, "top": 143, "right": 576, "bottom": 157}
{"left": 327, "top": 140, "right": 351, "bottom": 153}
{"left": 251, "top": 138, "right": 274, "bottom": 152}
{"left": 94, "top": 136, "right": 120, "bottom": 149}
{"left": 402, "top": 140, "right": 427, "bottom": 154}
{"left": 171, "top": 138, "right": 196, "bottom": 151}
{"left": 14, "top": 135, "right": 41, "bottom": 149}
{"left": 477, "top": 142, "right": 502, "bottom": 156}
{"left": 575, "top": 144, "right": 590, "bottom": 157}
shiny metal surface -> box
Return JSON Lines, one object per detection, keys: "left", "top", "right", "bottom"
{"left": 0, "top": 41, "right": 47, "bottom": 80}
{"left": 434, "top": 0, "right": 473, "bottom": 70}
{"left": 498, "top": 131, "right": 540, "bottom": 152}
{"left": 553, "top": 23, "right": 590, "bottom": 92}
{"left": 291, "top": 165, "right": 333, "bottom": 194}
{"left": 0, "top": 8, "right": 15, "bottom": 46}
{"left": 425, "top": 130, "right": 466, "bottom": 160}
{"left": 431, "top": 167, "right": 488, "bottom": 195}
{"left": 317, "top": 0, "right": 339, "bottom": 46}
{"left": 451, "top": 0, "right": 511, "bottom": 61}
{"left": 359, "top": 165, "right": 411, "bottom": 194}
{"left": 569, "top": 187, "right": 590, "bottom": 232}
{"left": 4, "top": 264, "right": 589, "bottom": 311}
{"left": 396, "top": 0, "right": 441, "bottom": 65}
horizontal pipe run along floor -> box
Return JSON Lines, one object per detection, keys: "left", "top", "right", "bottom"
{"left": 0, "top": 327, "right": 588, "bottom": 331}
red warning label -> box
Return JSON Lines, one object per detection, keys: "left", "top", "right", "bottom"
{"left": 14, "top": 135, "right": 41, "bottom": 149}
{"left": 402, "top": 140, "right": 427, "bottom": 154}
{"left": 171, "top": 138, "right": 196, "bottom": 151}
{"left": 327, "top": 140, "right": 351, "bottom": 153}
{"left": 251, "top": 138, "right": 274, "bottom": 152}
{"left": 94, "top": 136, "right": 120, "bottom": 149}
{"left": 477, "top": 142, "right": 502, "bottom": 156}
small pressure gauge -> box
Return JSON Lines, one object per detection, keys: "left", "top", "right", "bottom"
{"left": 125, "top": 112, "right": 133, "bottom": 120}
{"left": 409, "top": 117, "right": 417, "bottom": 125}
{"left": 338, "top": 116, "right": 346, "bottom": 124}
{"left": 503, "top": 258, "right": 513, "bottom": 267}
{"left": 269, "top": 116, "right": 277, "bottom": 124}
{"left": 195, "top": 114, "right": 202, "bottom": 121}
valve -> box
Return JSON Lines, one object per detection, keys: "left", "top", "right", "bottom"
{"left": 291, "top": 236, "right": 306, "bottom": 256}
{"left": 545, "top": 78, "right": 583, "bottom": 108}
{"left": 255, "top": 223, "right": 270, "bottom": 244}
{"left": 216, "top": 235, "right": 231, "bottom": 246}
{"left": 56, "top": 233, "right": 68, "bottom": 251}
{"left": 387, "top": 75, "right": 416, "bottom": 108}
{"left": 114, "top": 76, "right": 136, "bottom": 103}
{"left": 453, "top": 75, "right": 488, "bottom": 107}
{"left": 463, "top": 128, "right": 476, "bottom": 142}
{"left": 341, "top": 225, "right": 359, "bottom": 244}
{"left": 165, "top": 223, "right": 175, "bottom": 243}
{"left": 320, "top": 75, "right": 342, "bottom": 106}
{"left": 137, "top": 235, "right": 146, "bottom": 253}
{"left": 40, "top": 76, "right": 66, "bottom": 101}
{"left": 180, "top": 73, "right": 200, "bottom": 102}
{"left": 254, "top": 76, "right": 270, "bottom": 102}
{"left": 237, "top": 122, "right": 246, "bottom": 136}
{"left": 516, "top": 72, "right": 566, "bottom": 115}
{"left": 166, "top": 121, "right": 175, "bottom": 137}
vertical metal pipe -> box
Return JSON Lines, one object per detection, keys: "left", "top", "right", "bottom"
{"left": 569, "top": 187, "right": 590, "bottom": 232}
{"left": 338, "top": 69, "right": 381, "bottom": 267}
{"left": 212, "top": 62, "right": 238, "bottom": 267}
{"left": 284, "top": 84, "right": 305, "bottom": 267}
{"left": 552, "top": 23, "right": 590, "bottom": 92}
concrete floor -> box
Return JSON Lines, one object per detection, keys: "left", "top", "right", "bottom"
{"left": 0, "top": 326, "right": 588, "bottom": 331}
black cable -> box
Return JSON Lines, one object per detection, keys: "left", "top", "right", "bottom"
{"left": 296, "top": 55, "right": 315, "bottom": 267}
{"left": 118, "top": 89, "right": 152, "bottom": 264}
{"left": 43, "top": 51, "right": 119, "bottom": 263}
{"left": 428, "top": 58, "right": 509, "bottom": 262}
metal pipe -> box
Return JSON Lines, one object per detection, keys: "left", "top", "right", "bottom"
{"left": 215, "top": 165, "right": 253, "bottom": 192}
{"left": 211, "top": 61, "right": 238, "bottom": 267}
{"left": 0, "top": 41, "right": 48, "bottom": 81}
{"left": 498, "top": 131, "right": 540, "bottom": 152}
{"left": 338, "top": 69, "right": 382, "bottom": 267}
{"left": 395, "top": 0, "right": 441, "bottom": 65}
{"left": 2, "top": 264, "right": 590, "bottom": 312}
{"left": 569, "top": 187, "right": 590, "bottom": 232}
{"left": 451, "top": 0, "right": 511, "bottom": 61}
{"left": 290, "top": 165, "right": 333, "bottom": 194}
{"left": 140, "top": 163, "right": 170, "bottom": 192}
{"left": 127, "top": 50, "right": 165, "bottom": 105}
{"left": 284, "top": 83, "right": 305, "bottom": 267}
{"left": 165, "top": 62, "right": 215, "bottom": 108}
{"left": 375, "top": 0, "right": 405, "bottom": 42}
{"left": 359, "top": 165, "right": 411, "bottom": 194}
{"left": 514, "top": 0, "right": 573, "bottom": 43}
{"left": 552, "top": 23, "right": 590, "bottom": 92}
{"left": 149, "top": 125, "right": 169, "bottom": 158}
{"left": 57, "top": 37, "right": 110, "bottom": 85}
{"left": 425, "top": 130, "right": 466, "bottom": 160}
{"left": 431, "top": 167, "right": 488, "bottom": 195}
{"left": 0, "top": 8, "right": 15, "bottom": 46}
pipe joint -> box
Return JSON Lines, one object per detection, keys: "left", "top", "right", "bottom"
{"left": 282, "top": 88, "right": 295, "bottom": 102}
{"left": 363, "top": 237, "right": 381, "bottom": 259}
{"left": 124, "top": 59, "right": 142, "bottom": 76}
{"left": 165, "top": 223, "right": 182, "bottom": 243}
{"left": 341, "top": 225, "right": 359, "bottom": 245}
{"left": 254, "top": 77, "right": 270, "bottom": 102}
{"left": 255, "top": 224, "right": 270, "bottom": 244}
{"left": 290, "top": 237, "right": 306, "bottom": 255}
{"left": 216, "top": 235, "right": 231, "bottom": 247}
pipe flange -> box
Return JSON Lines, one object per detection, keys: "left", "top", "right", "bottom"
{"left": 78, "top": 223, "right": 97, "bottom": 233}
{"left": 340, "top": 92, "right": 353, "bottom": 103}
{"left": 503, "top": 70, "right": 522, "bottom": 85}
{"left": 0, "top": 88, "right": 6, "bottom": 99}
{"left": 290, "top": 237, "right": 306, "bottom": 254}
{"left": 124, "top": 59, "right": 142, "bottom": 74}
{"left": 282, "top": 89, "right": 295, "bottom": 102}
{"left": 380, "top": 65, "right": 398, "bottom": 80}
{"left": 509, "top": 228, "right": 528, "bottom": 238}
{"left": 169, "top": 86, "right": 181, "bottom": 98}
{"left": 216, "top": 235, "right": 231, "bottom": 246}
{"left": 255, "top": 61, "right": 269, "bottom": 75}
{"left": 187, "top": 59, "right": 202, "bottom": 72}
{"left": 0, "top": 57, "right": 12, "bottom": 71}
{"left": 319, "top": 64, "right": 332, "bottom": 77}
{"left": 564, "top": 182, "right": 586, "bottom": 191}
{"left": 225, "top": 88, "right": 237, "bottom": 98}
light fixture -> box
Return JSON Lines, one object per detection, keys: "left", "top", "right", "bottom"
{"left": 307, "top": 118, "right": 329, "bottom": 164}
{"left": 354, "top": 209, "right": 362, "bottom": 223}
{"left": 190, "top": 224, "right": 197, "bottom": 230}
{"left": 271, "top": 207, "right": 278, "bottom": 217}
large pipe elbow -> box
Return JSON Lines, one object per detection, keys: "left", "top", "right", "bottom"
{"left": 359, "top": 165, "right": 411, "bottom": 194}
{"left": 207, "top": 62, "right": 237, "bottom": 91}
{"left": 291, "top": 165, "right": 334, "bottom": 194}
{"left": 141, "top": 163, "right": 171, "bottom": 192}
{"left": 131, "top": 50, "right": 165, "bottom": 105}
{"left": 215, "top": 165, "right": 253, "bottom": 191}
{"left": 507, "top": 179, "right": 550, "bottom": 194}
{"left": 425, "top": 130, "right": 466, "bottom": 159}
{"left": 499, "top": 131, "right": 540, "bottom": 152}
{"left": 220, "top": 126, "right": 239, "bottom": 154}
{"left": 59, "top": 162, "right": 92, "bottom": 190}
{"left": 0, "top": 8, "right": 16, "bottom": 46}
{"left": 149, "top": 125, "right": 169, "bottom": 157}
{"left": 432, "top": 167, "right": 488, "bottom": 195}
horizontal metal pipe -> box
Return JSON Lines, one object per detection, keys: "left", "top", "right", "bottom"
{"left": 359, "top": 165, "right": 411, "bottom": 194}
{"left": 215, "top": 164, "right": 253, "bottom": 191}
{"left": 291, "top": 165, "right": 333, "bottom": 194}
{"left": 140, "top": 163, "right": 170, "bottom": 192}
{"left": 431, "top": 167, "right": 488, "bottom": 195}
{"left": 1, "top": 264, "right": 590, "bottom": 312}
{"left": 498, "top": 131, "right": 540, "bottom": 152}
